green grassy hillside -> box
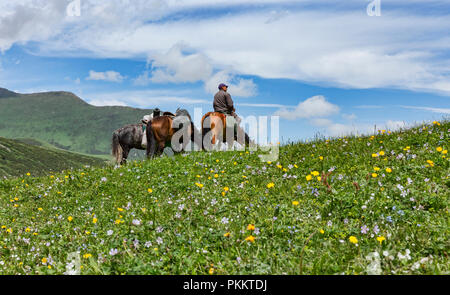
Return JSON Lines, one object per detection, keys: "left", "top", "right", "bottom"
{"left": 0, "top": 137, "right": 107, "bottom": 178}
{"left": 0, "top": 87, "right": 153, "bottom": 155}
{"left": 0, "top": 120, "right": 448, "bottom": 275}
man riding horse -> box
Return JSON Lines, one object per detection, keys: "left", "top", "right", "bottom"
{"left": 213, "top": 83, "right": 241, "bottom": 124}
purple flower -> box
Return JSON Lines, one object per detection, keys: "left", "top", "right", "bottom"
{"left": 361, "top": 225, "right": 369, "bottom": 234}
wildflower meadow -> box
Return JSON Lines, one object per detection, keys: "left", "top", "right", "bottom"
{"left": 0, "top": 120, "right": 448, "bottom": 275}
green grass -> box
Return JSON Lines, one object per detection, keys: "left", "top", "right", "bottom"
{"left": 0, "top": 88, "right": 153, "bottom": 155}
{"left": 0, "top": 137, "right": 108, "bottom": 178}
{"left": 0, "top": 120, "right": 448, "bottom": 275}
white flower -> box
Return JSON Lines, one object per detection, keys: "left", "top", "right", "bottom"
{"left": 107, "top": 230, "right": 113, "bottom": 236}
{"left": 156, "top": 237, "right": 163, "bottom": 245}
{"left": 109, "top": 248, "right": 119, "bottom": 256}
{"left": 221, "top": 217, "right": 229, "bottom": 224}
{"left": 101, "top": 177, "right": 107, "bottom": 182}
{"left": 132, "top": 219, "right": 141, "bottom": 226}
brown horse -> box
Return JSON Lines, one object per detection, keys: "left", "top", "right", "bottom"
{"left": 201, "top": 112, "right": 251, "bottom": 150}
{"left": 146, "top": 109, "right": 202, "bottom": 158}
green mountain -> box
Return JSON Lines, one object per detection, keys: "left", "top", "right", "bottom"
{"left": 0, "top": 136, "right": 107, "bottom": 178}
{"left": 0, "top": 87, "right": 153, "bottom": 155}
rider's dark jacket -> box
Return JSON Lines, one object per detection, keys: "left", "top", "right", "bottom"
{"left": 213, "top": 90, "right": 234, "bottom": 114}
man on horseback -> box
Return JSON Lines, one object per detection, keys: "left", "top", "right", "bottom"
{"left": 213, "top": 83, "right": 241, "bottom": 124}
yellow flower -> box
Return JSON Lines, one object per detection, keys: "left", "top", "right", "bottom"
{"left": 26, "top": 173, "right": 31, "bottom": 176}
{"left": 115, "top": 219, "right": 122, "bottom": 224}
{"left": 442, "top": 150, "right": 448, "bottom": 155}
{"left": 233, "top": 162, "right": 237, "bottom": 165}
{"left": 216, "top": 159, "right": 219, "bottom": 163}
{"left": 373, "top": 167, "right": 380, "bottom": 171}
{"left": 294, "top": 164, "right": 298, "bottom": 168}
{"left": 317, "top": 176, "right": 322, "bottom": 182}
{"left": 292, "top": 201, "right": 299, "bottom": 206}
{"left": 267, "top": 182, "right": 275, "bottom": 189}
{"left": 214, "top": 174, "right": 219, "bottom": 178}
{"left": 376, "top": 236, "right": 386, "bottom": 245}
{"left": 223, "top": 187, "right": 229, "bottom": 192}
{"left": 385, "top": 167, "right": 392, "bottom": 173}
{"left": 209, "top": 267, "right": 214, "bottom": 275}
{"left": 25, "top": 227, "right": 31, "bottom": 232}
{"left": 372, "top": 173, "right": 378, "bottom": 178}
{"left": 267, "top": 161, "right": 272, "bottom": 165}
{"left": 92, "top": 218, "right": 98, "bottom": 224}
{"left": 319, "top": 229, "right": 324, "bottom": 234}
{"left": 223, "top": 232, "right": 230, "bottom": 237}
{"left": 195, "top": 182, "right": 204, "bottom": 188}
{"left": 83, "top": 253, "right": 92, "bottom": 259}
{"left": 379, "top": 151, "right": 385, "bottom": 156}
{"left": 437, "top": 147, "right": 443, "bottom": 152}
{"left": 319, "top": 156, "right": 324, "bottom": 160}
{"left": 38, "top": 208, "right": 43, "bottom": 211}
{"left": 147, "top": 188, "right": 153, "bottom": 193}
{"left": 306, "top": 175, "right": 312, "bottom": 181}
{"left": 426, "top": 160, "right": 434, "bottom": 167}
{"left": 372, "top": 153, "right": 379, "bottom": 158}
{"left": 42, "top": 258, "right": 47, "bottom": 264}
{"left": 245, "top": 235, "right": 255, "bottom": 243}
{"left": 349, "top": 236, "right": 358, "bottom": 244}
{"left": 247, "top": 224, "right": 255, "bottom": 231}
{"left": 117, "top": 208, "right": 124, "bottom": 212}
{"left": 68, "top": 216, "right": 73, "bottom": 222}
{"left": 311, "top": 171, "right": 320, "bottom": 176}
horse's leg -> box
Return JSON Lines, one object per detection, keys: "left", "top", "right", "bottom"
{"left": 122, "top": 146, "right": 130, "bottom": 164}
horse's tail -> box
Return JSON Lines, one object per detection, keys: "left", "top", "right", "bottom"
{"left": 146, "top": 119, "right": 157, "bottom": 159}
{"left": 201, "top": 113, "right": 213, "bottom": 150}
{"left": 112, "top": 131, "right": 123, "bottom": 164}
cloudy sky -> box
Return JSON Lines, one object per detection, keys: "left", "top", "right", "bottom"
{"left": 0, "top": 0, "right": 449, "bottom": 142}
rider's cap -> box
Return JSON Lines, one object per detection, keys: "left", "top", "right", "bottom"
{"left": 218, "top": 83, "right": 228, "bottom": 89}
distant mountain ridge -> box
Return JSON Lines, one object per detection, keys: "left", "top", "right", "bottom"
{"left": 0, "top": 87, "right": 154, "bottom": 155}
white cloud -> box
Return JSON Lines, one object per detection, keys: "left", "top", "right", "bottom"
{"left": 342, "top": 113, "right": 357, "bottom": 120}
{"left": 204, "top": 70, "right": 257, "bottom": 97}
{"left": 274, "top": 95, "right": 340, "bottom": 120}
{"left": 385, "top": 120, "right": 407, "bottom": 131}
{"left": 400, "top": 105, "right": 450, "bottom": 114}
{"left": 85, "top": 89, "right": 209, "bottom": 108}
{"left": 2, "top": 1, "right": 450, "bottom": 94}
{"left": 86, "top": 70, "right": 125, "bottom": 83}
{"left": 149, "top": 43, "right": 213, "bottom": 84}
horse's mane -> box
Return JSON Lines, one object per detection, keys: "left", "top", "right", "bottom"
{"left": 175, "top": 108, "right": 192, "bottom": 121}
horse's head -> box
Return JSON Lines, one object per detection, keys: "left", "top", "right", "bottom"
{"left": 175, "top": 108, "right": 192, "bottom": 121}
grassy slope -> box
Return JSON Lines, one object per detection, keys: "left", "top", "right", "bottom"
{"left": 0, "top": 137, "right": 108, "bottom": 178}
{"left": 0, "top": 88, "right": 153, "bottom": 155}
{"left": 0, "top": 121, "right": 448, "bottom": 275}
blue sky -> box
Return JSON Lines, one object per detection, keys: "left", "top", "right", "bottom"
{"left": 0, "top": 0, "right": 449, "bottom": 143}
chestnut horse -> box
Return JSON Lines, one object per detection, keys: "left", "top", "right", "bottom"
{"left": 201, "top": 112, "right": 250, "bottom": 150}
{"left": 146, "top": 109, "right": 202, "bottom": 158}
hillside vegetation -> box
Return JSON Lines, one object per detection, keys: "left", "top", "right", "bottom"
{"left": 0, "top": 88, "right": 153, "bottom": 155}
{"left": 0, "top": 137, "right": 107, "bottom": 178}
{"left": 0, "top": 120, "right": 448, "bottom": 275}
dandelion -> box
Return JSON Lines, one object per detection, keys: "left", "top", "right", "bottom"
{"left": 92, "top": 218, "right": 98, "bottom": 224}
{"left": 436, "top": 147, "right": 443, "bottom": 152}
{"left": 267, "top": 182, "right": 275, "bottom": 189}
{"left": 292, "top": 201, "right": 299, "bottom": 206}
{"left": 372, "top": 173, "right": 378, "bottom": 178}
{"left": 223, "top": 187, "right": 229, "bottom": 192}
{"left": 385, "top": 168, "right": 392, "bottom": 173}
{"left": 349, "top": 236, "right": 358, "bottom": 244}
{"left": 209, "top": 267, "right": 214, "bottom": 275}
{"left": 426, "top": 160, "right": 434, "bottom": 167}
{"left": 247, "top": 224, "right": 255, "bottom": 231}
{"left": 320, "top": 229, "right": 324, "bottom": 234}
{"left": 373, "top": 167, "right": 380, "bottom": 171}
{"left": 195, "top": 183, "right": 204, "bottom": 188}
{"left": 372, "top": 153, "right": 379, "bottom": 158}
{"left": 67, "top": 216, "right": 73, "bottom": 222}
{"left": 245, "top": 235, "right": 255, "bottom": 243}
{"left": 223, "top": 232, "right": 230, "bottom": 237}
{"left": 42, "top": 257, "right": 47, "bottom": 264}
{"left": 376, "top": 236, "right": 386, "bottom": 245}
{"left": 83, "top": 253, "right": 92, "bottom": 259}
{"left": 147, "top": 188, "right": 153, "bottom": 193}
{"left": 306, "top": 175, "right": 312, "bottom": 181}
{"left": 442, "top": 150, "right": 448, "bottom": 155}
{"left": 379, "top": 151, "right": 385, "bottom": 156}
{"left": 311, "top": 171, "right": 320, "bottom": 176}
